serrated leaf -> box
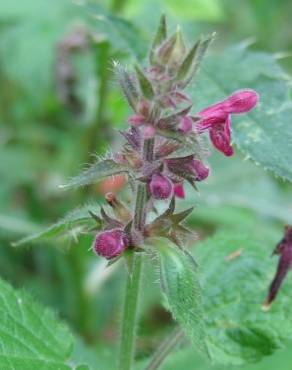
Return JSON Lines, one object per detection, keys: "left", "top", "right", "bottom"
{"left": 12, "top": 203, "right": 100, "bottom": 247}
{"left": 61, "top": 158, "right": 129, "bottom": 189}
{"left": 189, "top": 45, "right": 292, "bottom": 181}
{"left": 156, "top": 239, "right": 209, "bottom": 357}
{"left": 194, "top": 229, "right": 292, "bottom": 365}
{"left": 0, "top": 278, "right": 74, "bottom": 369}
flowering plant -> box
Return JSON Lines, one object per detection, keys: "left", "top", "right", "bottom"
{"left": 83, "top": 16, "right": 259, "bottom": 369}
{"left": 12, "top": 13, "right": 292, "bottom": 370}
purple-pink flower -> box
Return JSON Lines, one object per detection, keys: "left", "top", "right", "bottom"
{"left": 196, "top": 89, "right": 259, "bottom": 156}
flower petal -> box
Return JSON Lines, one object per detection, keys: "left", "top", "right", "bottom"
{"left": 174, "top": 183, "right": 185, "bottom": 198}
{"left": 209, "top": 115, "right": 234, "bottom": 156}
{"left": 224, "top": 89, "right": 259, "bottom": 114}
{"left": 196, "top": 109, "right": 228, "bottom": 132}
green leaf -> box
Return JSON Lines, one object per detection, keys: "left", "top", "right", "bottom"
{"left": 86, "top": 3, "right": 146, "bottom": 59}
{"left": 12, "top": 203, "right": 100, "bottom": 247}
{"left": 134, "top": 64, "right": 154, "bottom": 100}
{"left": 156, "top": 239, "right": 209, "bottom": 357}
{"left": 0, "top": 278, "right": 74, "bottom": 369}
{"left": 189, "top": 45, "right": 292, "bottom": 181}
{"left": 61, "top": 158, "right": 129, "bottom": 189}
{"left": 195, "top": 229, "right": 292, "bottom": 365}
{"left": 114, "top": 62, "right": 140, "bottom": 111}
{"left": 164, "top": 0, "right": 225, "bottom": 21}
{"left": 149, "top": 14, "right": 167, "bottom": 64}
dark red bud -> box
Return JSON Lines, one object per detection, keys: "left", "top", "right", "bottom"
{"left": 149, "top": 174, "right": 173, "bottom": 200}
{"left": 192, "top": 159, "right": 209, "bottom": 181}
{"left": 94, "top": 229, "right": 128, "bottom": 259}
{"left": 179, "top": 116, "right": 193, "bottom": 133}
{"left": 174, "top": 182, "right": 185, "bottom": 198}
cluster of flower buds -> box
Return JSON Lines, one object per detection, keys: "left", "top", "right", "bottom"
{"left": 263, "top": 225, "right": 292, "bottom": 309}
{"left": 93, "top": 16, "right": 259, "bottom": 260}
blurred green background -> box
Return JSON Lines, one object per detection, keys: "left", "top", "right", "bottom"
{"left": 1, "top": 0, "right": 292, "bottom": 369}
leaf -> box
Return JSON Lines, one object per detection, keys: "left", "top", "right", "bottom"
{"left": 134, "top": 64, "right": 154, "bottom": 100}
{"left": 60, "top": 158, "right": 129, "bottom": 189}
{"left": 164, "top": 0, "right": 224, "bottom": 21}
{"left": 0, "top": 278, "right": 75, "bottom": 369}
{"left": 149, "top": 14, "right": 167, "bottom": 64}
{"left": 188, "top": 45, "right": 292, "bottom": 181}
{"left": 156, "top": 238, "right": 209, "bottom": 357}
{"left": 194, "top": 229, "right": 292, "bottom": 365}
{"left": 86, "top": 3, "right": 146, "bottom": 59}
{"left": 12, "top": 203, "right": 100, "bottom": 247}
{"left": 114, "top": 62, "right": 140, "bottom": 111}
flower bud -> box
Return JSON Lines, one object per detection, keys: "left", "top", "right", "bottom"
{"left": 174, "top": 183, "right": 185, "bottom": 198}
{"left": 128, "top": 114, "right": 145, "bottom": 126}
{"left": 143, "top": 125, "right": 156, "bottom": 139}
{"left": 94, "top": 229, "right": 128, "bottom": 259}
{"left": 192, "top": 159, "right": 209, "bottom": 181}
{"left": 149, "top": 174, "right": 173, "bottom": 200}
{"left": 179, "top": 116, "right": 193, "bottom": 133}
{"left": 224, "top": 89, "right": 259, "bottom": 114}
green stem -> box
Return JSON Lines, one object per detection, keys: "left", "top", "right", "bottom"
{"left": 118, "top": 253, "right": 143, "bottom": 370}
{"left": 118, "top": 138, "right": 154, "bottom": 370}
{"left": 144, "top": 327, "right": 184, "bottom": 370}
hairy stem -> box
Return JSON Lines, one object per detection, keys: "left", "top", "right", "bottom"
{"left": 118, "top": 253, "right": 143, "bottom": 370}
{"left": 144, "top": 327, "right": 185, "bottom": 370}
{"left": 118, "top": 138, "right": 154, "bottom": 370}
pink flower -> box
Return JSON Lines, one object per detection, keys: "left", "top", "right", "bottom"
{"left": 94, "top": 229, "right": 128, "bottom": 259}
{"left": 224, "top": 89, "right": 259, "bottom": 114}
{"left": 149, "top": 174, "right": 173, "bottom": 200}
{"left": 197, "top": 89, "right": 259, "bottom": 156}
{"left": 174, "top": 183, "right": 185, "bottom": 199}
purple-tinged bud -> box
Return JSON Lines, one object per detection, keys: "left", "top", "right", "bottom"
{"left": 94, "top": 229, "right": 128, "bottom": 259}
{"left": 192, "top": 159, "right": 209, "bottom": 181}
{"left": 179, "top": 116, "right": 193, "bottom": 133}
{"left": 174, "top": 91, "right": 191, "bottom": 103}
{"left": 174, "top": 182, "right": 185, "bottom": 198}
{"left": 137, "top": 98, "right": 151, "bottom": 117}
{"left": 149, "top": 174, "right": 173, "bottom": 200}
{"left": 162, "top": 96, "right": 177, "bottom": 108}
{"left": 128, "top": 114, "right": 145, "bottom": 126}
{"left": 143, "top": 125, "right": 156, "bottom": 139}
{"left": 224, "top": 89, "right": 259, "bottom": 114}
{"left": 263, "top": 225, "right": 292, "bottom": 309}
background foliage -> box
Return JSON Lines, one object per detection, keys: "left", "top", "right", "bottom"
{"left": 1, "top": 0, "right": 292, "bottom": 369}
